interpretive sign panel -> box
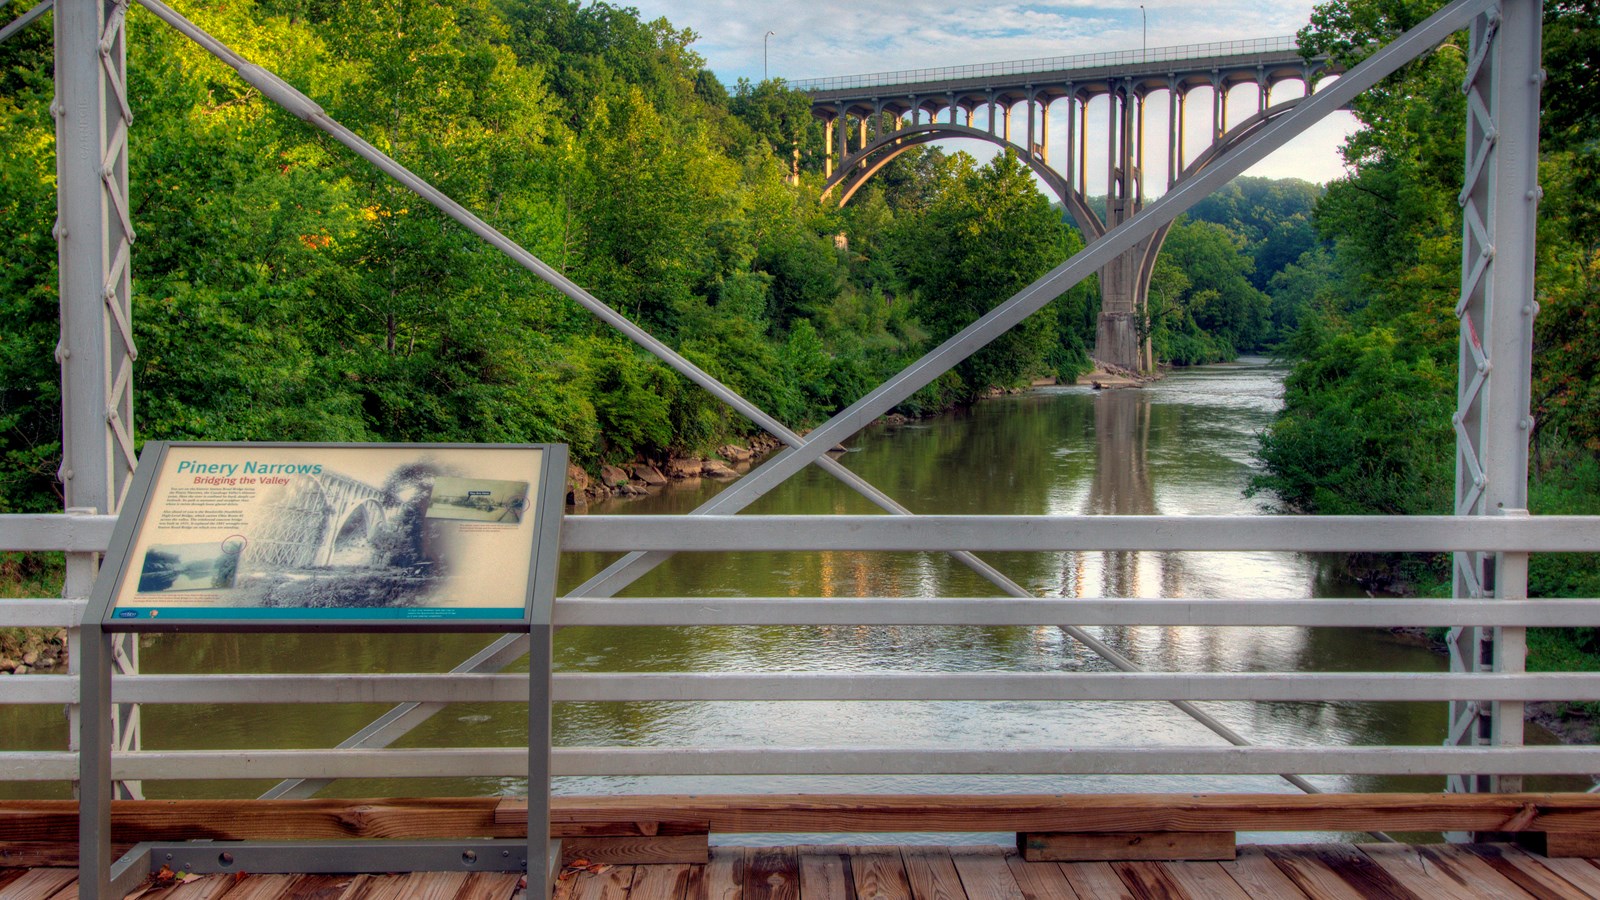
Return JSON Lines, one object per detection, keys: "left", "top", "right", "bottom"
{"left": 93, "top": 441, "right": 566, "bottom": 631}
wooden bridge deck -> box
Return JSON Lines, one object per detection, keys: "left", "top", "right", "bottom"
{"left": 6, "top": 842, "right": 1600, "bottom": 900}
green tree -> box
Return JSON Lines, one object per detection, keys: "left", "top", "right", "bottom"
{"left": 905, "top": 151, "right": 1069, "bottom": 399}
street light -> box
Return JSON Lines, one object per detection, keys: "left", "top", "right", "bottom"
{"left": 764, "top": 31, "right": 776, "bottom": 82}
{"left": 1140, "top": 5, "right": 1147, "bottom": 61}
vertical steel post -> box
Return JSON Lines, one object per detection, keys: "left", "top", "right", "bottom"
{"left": 1447, "top": 0, "right": 1541, "bottom": 817}
{"left": 527, "top": 624, "right": 554, "bottom": 896}
{"left": 55, "top": 0, "right": 140, "bottom": 804}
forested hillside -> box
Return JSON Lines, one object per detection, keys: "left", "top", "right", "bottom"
{"left": 1248, "top": 0, "right": 1600, "bottom": 668}
{"left": 0, "top": 0, "right": 1106, "bottom": 512}
{"left": 4, "top": 0, "right": 1412, "bottom": 519}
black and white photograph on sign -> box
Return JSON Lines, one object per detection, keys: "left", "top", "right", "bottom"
{"left": 111, "top": 445, "right": 545, "bottom": 621}
{"left": 425, "top": 477, "right": 530, "bottom": 523}
{"left": 137, "top": 541, "right": 242, "bottom": 592}
{"left": 233, "top": 461, "right": 446, "bottom": 609}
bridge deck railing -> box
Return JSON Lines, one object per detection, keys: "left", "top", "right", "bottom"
{"left": 791, "top": 35, "right": 1300, "bottom": 93}
{"left": 3, "top": 511, "right": 1599, "bottom": 788}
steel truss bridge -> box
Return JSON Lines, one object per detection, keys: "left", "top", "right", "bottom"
{"left": 1, "top": 0, "right": 1593, "bottom": 896}
{"left": 796, "top": 37, "right": 1336, "bottom": 373}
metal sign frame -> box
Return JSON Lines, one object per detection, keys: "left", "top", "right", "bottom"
{"left": 87, "top": 441, "right": 566, "bottom": 633}
{"left": 77, "top": 440, "right": 566, "bottom": 899}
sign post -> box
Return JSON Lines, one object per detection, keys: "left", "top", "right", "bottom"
{"left": 79, "top": 442, "right": 567, "bottom": 899}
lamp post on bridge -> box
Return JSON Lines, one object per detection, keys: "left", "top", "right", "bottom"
{"left": 765, "top": 30, "right": 776, "bottom": 82}
{"left": 1140, "top": 5, "right": 1147, "bottom": 61}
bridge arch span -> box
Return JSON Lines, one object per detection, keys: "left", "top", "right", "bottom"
{"left": 819, "top": 94, "right": 1305, "bottom": 373}
{"left": 821, "top": 123, "right": 1102, "bottom": 248}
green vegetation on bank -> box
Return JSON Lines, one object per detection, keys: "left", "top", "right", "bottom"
{"left": 13, "top": 0, "right": 1280, "bottom": 514}
{"left": 1248, "top": 0, "right": 1600, "bottom": 687}
{"left": 0, "top": 0, "right": 1086, "bottom": 512}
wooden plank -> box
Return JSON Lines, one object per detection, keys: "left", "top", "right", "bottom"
{"left": 0, "top": 800, "right": 516, "bottom": 847}
{"left": 1157, "top": 862, "right": 1253, "bottom": 900}
{"left": 452, "top": 872, "right": 524, "bottom": 900}
{"left": 138, "top": 874, "right": 247, "bottom": 900}
{"left": 1465, "top": 844, "right": 1592, "bottom": 900}
{"left": 333, "top": 874, "right": 381, "bottom": 900}
{"left": 562, "top": 837, "right": 708, "bottom": 866}
{"left": 948, "top": 849, "right": 1023, "bottom": 900}
{"left": 500, "top": 802, "right": 706, "bottom": 839}
{"left": 847, "top": 850, "right": 911, "bottom": 900}
{"left": 0, "top": 874, "right": 24, "bottom": 894}
{"left": 10, "top": 794, "right": 1600, "bottom": 851}
{"left": 572, "top": 865, "right": 635, "bottom": 900}
{"left": 1514, "top": 854, "right": 1600, "bottom": 896}
{"left": 1056, "top": 862, "right": 1136, "bottom": 900}
{"left": 629, "top": 864, "right": 695, "bottom": 900}
{"left": 1216, "top": 848, "right": 1311, "bottom": 900}
{"left": 276, "top": 874, "right": 358, "bottom": 900}
{"left": 1002, "top": 854, "right": 1080, "bottom": 900}
{"left": 221, "top": 874, "right": 315, "bottom": 900}
{"left": 699, "top": 847, "right": 743, "bottom": 900}
{"left": 1109, "top": 860, "right": 1193, "bottom": 900}
{"left": 1353, "top": 844, "right": 1482, "bottom": 900}
{"left": 796, "top": 849, "right": 852, "bottom": 900}
{"left": 0, "top": 868, "right": 77, "bottom": 900}
{"left": 1413, "top": 845, "right": 1546, "bottom": 900}
{"left": 1261, "top": 844, "right": 1420, "bottom": 900}
{"left": 1520, "top": 832, "right": 1600, "bottom": 858}
{"left": 900, "top": 848, "right": 963, "bottom": 900}
{"left": 1020, "top": 832, "right": 1233, "bottom": 862}
{"left": 0, "top": 847, "right": 87, "bottom": 870}
{"left": 368, "top": 872, "right": 473, "bottom": 900}
{"left": 744, "top": 848, "right": 798, "bottom": 900}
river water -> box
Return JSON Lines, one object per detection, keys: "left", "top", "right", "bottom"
{"left": 2, "top": 358, "right": 1578, "bottom": 830}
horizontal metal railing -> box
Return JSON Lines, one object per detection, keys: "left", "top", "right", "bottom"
{"left": 4, "top": 511, "right": 1600, "bottom": 787}
{"left": 791, "top": 35, "right": 1300, "bottom": 93}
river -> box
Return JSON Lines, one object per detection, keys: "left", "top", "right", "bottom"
{"left": 1, "top": 358, "right": 1579, "bottom": 834}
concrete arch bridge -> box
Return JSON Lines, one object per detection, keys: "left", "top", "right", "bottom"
{"left": 245, "top": 471, "right": 388, "bottom": 570}
{"left": 795, "top": 38, "right": 1337, "bottom": 373}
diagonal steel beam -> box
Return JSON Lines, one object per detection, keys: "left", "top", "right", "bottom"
{"left": 0, "top": 0, "right": 52, "bottom": 44}
{"left": 569, "top": 0, "right": 1491, "bottom": 599}
{"left": 134, "top": 0, "right": 1485, "bottom": 805}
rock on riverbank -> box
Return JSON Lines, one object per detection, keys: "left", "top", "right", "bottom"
{"left": 566, "top": 433, "right": 786, "bottom": 506}
{"left": 0, "top": 628, "right": 68, "bottom": 675}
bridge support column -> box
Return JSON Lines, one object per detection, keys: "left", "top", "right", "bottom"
{"left": 1446, "top": 0, "right": 1541, "bottom": 822}
{"left": 1092, "top": 79, "right": 1156, "bottom": 374}
{"left": 823, "top": 117, "right": 834, "bottom": 178}
{"left": 1039, "top": 101, "right": 1049, "bottom": 165}
{"left": 56, "top": 0, "right": 141, "bottom": 803}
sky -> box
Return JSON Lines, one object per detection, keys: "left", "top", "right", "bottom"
{"left": 629, "top": 0, "right": 1358, "bottom": 188}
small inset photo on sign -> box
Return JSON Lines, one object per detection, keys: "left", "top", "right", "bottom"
{"left": 137, "top": 541, "right": 242, "bottom": 593}
{"left": 425, "top": 477, "right": 531, "bottom": 524}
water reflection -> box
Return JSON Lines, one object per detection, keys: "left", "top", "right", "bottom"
{"left": 2, "top": 360, "right": 1581, "bottom": 816}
